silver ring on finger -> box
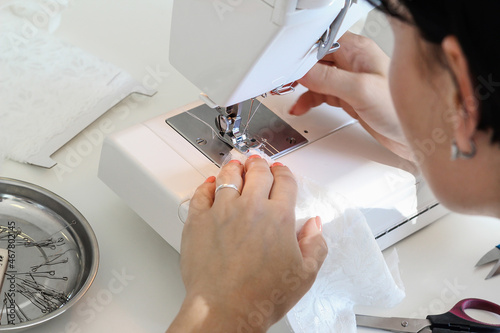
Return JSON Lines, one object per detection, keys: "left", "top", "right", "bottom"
{"left": 215, "top": 183, "right": 241, "bottom": 195}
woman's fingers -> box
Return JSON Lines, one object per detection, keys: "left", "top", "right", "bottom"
{"left": 289, "top": 32, "right": 392, "bottom": 117}
{"left": 213, "top": 160, "right": 244, "bottom": 202}
{"left": 297, "top": 216, "right": 328, "bottom": 274}
{"left": 313, "top": 31, "right": 363, "bottom": 69}
{"left": 241, "top": 156, "right": 274, "bottom": 199}
{"left": 320, "top": 31, "right": 389, "bottom": 74}
{"left": 289, "top": 90, "right": 329, "bottom": 116}
{"left": 269, "top": 163, "right": 298, "bottom": 208}
{"left": 187, "top": 176, "right": 217, "bottom": 216}
{"left": 289, "top": 64, "right": 363, "bottom": 116}
{"left": 299, "top": 64, "right": 364, "bottom": 106}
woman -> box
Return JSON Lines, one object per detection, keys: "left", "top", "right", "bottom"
{"left": 167, "top": 1, "right": 500, "bottom": 331}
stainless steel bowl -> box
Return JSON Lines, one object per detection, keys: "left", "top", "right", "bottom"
{"left": 0, "top": 178, "right": 99, "bottom": 330}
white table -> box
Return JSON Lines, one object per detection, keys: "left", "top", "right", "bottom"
{"left": 1, "top": 1, "right": 499, "bottom": 332}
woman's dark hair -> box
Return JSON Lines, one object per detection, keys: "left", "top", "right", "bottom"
{"left": 366, "top": 0, "right": 500, "bottom": 143}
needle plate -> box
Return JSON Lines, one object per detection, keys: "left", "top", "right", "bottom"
{"left": 166, "top": 100, "right": 308, "bottom": 166}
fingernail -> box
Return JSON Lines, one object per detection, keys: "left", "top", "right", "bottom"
{"left": 248, "top": 155, "right": 261, "bottom": 160}
{"left": 205, "top": 176, "right": 216, "bottom": 183}
{"left": 315, "top": 216, "right": 323, "bottom": 232}
{"left": 228, "top": 159, "right": 241, "bottom": 165}
{"left": 271, "top": 162, "right": 284, "bottom": 168}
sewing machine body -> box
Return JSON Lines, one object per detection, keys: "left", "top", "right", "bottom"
{"left": 99, "top": 89, "right": 448, "bottom": 252}
{"left": 170, "top": 0, "right": 368, "bottom": 107}
{"left": 98, "top": 0, "right": 448, "bottom": 253}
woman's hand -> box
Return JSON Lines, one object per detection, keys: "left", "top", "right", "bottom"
{"left": 290, "top": 31, "right": 411, "bottom": 160}
{"left": 167, "top": 156, "right": 327, "bottom": 333}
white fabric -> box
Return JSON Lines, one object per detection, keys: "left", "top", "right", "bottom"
{"left": 288, "top": 178, "right": 405, "bottom": 332}
{"left": 0, "top": 1, "right": 152, "bottom": 166}
{"left": 226, "top": 149, "right": 405, "bottom": 333}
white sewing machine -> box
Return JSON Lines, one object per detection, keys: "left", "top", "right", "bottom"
{"left": 98, "top": 0, "right": 448, "bottom": 252}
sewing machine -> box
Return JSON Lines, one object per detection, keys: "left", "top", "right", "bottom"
{"left": 98, "top": 0, "right": 448, "bottom": 252}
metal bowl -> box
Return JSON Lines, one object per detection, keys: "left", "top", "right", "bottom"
{"left": 0, "top": 178, "right": 99, "bottom": 330}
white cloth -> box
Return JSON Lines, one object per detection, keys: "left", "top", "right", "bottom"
{"left": 226, "top": 149, "right": 405, "bottom": 333}
{"left": 288, "top": 178, "right": 405, "bottom": 332}
{"left": 0, "top": 0, "right": 155, "bottom": 167}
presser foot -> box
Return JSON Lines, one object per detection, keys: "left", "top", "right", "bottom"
{"left": 166, "top": 100, "right": 308, "bottom": 167}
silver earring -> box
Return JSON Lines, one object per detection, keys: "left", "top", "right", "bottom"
{"left": 451, "top": 140, "right": 477, "bottom": 160}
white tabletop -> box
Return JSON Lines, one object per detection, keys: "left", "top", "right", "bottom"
{"left": 1, "top": 1, "right": 500, "bottom": 332}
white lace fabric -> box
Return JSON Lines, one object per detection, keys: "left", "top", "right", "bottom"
{"left": 288, "top": 179, "right": 405, "bottom": 332}
{"left": 0, "top": 1, "right": 152, "bottom": 167}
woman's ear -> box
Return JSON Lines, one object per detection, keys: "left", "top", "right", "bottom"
{"left": 442, "top": 36, "right": 479, "bottom": 154}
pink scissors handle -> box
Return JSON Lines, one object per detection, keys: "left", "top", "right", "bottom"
{"left": 427, "top": 298, "right": 500, "bottom": 332}
{"left": 449, "top": 298, "right": 500, "bottom": 326}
